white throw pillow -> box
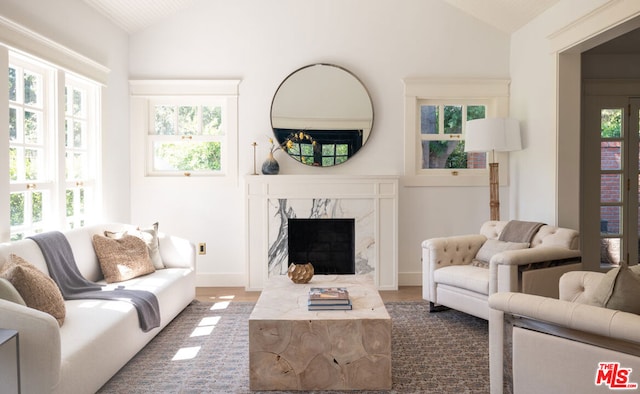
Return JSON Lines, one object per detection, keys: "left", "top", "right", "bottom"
{"left": 472, "top": 239, "right": 529, "bottom": 268}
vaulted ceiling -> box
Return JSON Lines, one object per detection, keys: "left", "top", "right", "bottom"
{"left": 81, "top": 0, "right": 561, "bottom": 35}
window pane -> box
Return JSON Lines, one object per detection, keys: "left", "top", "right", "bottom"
{"left": 24, "top": 110, "right": 41, "bottom": 144}
{"left": 10, "top": 192, "right": 24, "bottom": 226}
{"left": 32, "top": 191, "right": 43, "bottom": 223}
{"left": 178, "top": 106, "right": 198, "bottom": 135}
{"left": 25, "top": 148, "right": 41, "bottom": 180}
{"left": 9, "top": 147, "right": 17, "bottom": 181}
{"left": 601, "top": 206, "right": 621, "bottom": 235}
{"left": 601, "top": 174, "right": 621, "bottom": 203}
{"left": 66, "top": 189, "right": 74, "bottom": 216}
{"left": 66, "top": 152, "right": 86, "bottom": 180}
{"left": 336, "top": 144, "right": 348, "bottom": 156}
{"left": 9, "top": 107, "right": 16, "bottom": 140}
{"left": 601, "top": 238, "right": 621, "bottom": 265}
{"left": 322, "top": 145, "right": 335, "bottom": 155}
{"left": 420, "top": 105, "right": 439, "bottom": 134}
{"left": 24, "top": 70, "right": 41, "bottom": 106}
{"left": 601, "top": 109, "right": 622, "bottom": 138}
{"left": 154, "top": 105, "right": 176, "bottom": 135}
{"left": 601, "top": 141, "right": 621, "bottom": 170}
{"left": 444, "top": 105, "right": 462, "bottom": 134}
{"left": 153, "top": 141, "right": 221, "bottom": 171}
{"left": 73, "top": 88, "right": 84, "bottom": 116}
{"left": 422, "top": 140, "right": 467, "bottom": 169}
{"left": 467, "top": 105, "right": 486, "bottom": 121}
{"left": 9, "top": 67, "right": 16, "bottom": 101}
{"left": 74, "top": 121, "right": 84, "bottom": 148}
{"left": 202, "top": 106, "right": 222, "bottom": 135}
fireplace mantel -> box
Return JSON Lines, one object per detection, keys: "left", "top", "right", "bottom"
{"left": 245, "top": 175, "right": 399, "bottom": 290}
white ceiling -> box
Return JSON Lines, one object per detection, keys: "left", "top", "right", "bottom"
{"left": 82, "top": 0, "right": 561, "bottom": 35}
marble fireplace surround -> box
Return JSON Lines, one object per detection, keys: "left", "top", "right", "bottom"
{"left": 245, "top": 175, "right": 398, "bottom": 291}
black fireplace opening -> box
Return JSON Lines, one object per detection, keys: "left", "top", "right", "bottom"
{"left": 287, "top": 218, "right": 356, "bottom": 275}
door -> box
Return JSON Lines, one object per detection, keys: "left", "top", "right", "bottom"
{"left": 583, "top": 96, "right": 640, "bottom": 268}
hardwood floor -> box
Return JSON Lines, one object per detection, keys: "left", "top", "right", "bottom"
{"left": 195, "top": 286, "right": 423, "bottom": 303}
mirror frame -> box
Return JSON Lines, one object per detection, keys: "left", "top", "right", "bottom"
{"left": 270, "top": 63, "right": 374, "bottom": 167}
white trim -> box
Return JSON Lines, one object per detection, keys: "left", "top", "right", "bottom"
{"left": 0, "top": 16, "right": 109, "bottom": 85}
{"left": 129, "top": 79, "right": 241, "bottom": 96}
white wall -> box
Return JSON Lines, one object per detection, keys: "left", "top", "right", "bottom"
{"left": 508, "top": 0, "right": 640, "bottom": 228}
{"left": 127, "top": 0, "right": 510, "bottom": 286}
{"left": 0, "top": 0, "right": 131, "bottom": 223}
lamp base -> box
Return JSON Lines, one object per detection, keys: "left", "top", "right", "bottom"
{"left": 490, "top": 162, "right": 500, "bottom": 221}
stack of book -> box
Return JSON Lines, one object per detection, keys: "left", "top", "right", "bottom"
{"left": 308, "top": 287, "right": 352, "bottom": 310}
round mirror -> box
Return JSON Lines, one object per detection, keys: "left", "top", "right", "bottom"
{"left": 270, "top": 64, "right": 374, "bottom": 167}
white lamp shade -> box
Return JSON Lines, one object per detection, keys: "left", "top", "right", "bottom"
{"left": 464, "top": 118, "right": 522, "bottom": 152}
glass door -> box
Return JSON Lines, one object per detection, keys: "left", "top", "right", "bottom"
{"left": 583, "top": 96, "right": 640, "bottom": 268}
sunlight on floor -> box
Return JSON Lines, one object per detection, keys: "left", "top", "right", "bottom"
{"left": 190, "top": 316, "right": 220, "bottom": 337}
{"left": 210, "top": 301, "right": 230, "bottom": 310}
{"left": 172, "top": 346, "right": 200, "bottom": 361}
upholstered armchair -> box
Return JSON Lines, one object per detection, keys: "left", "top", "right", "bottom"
{"left": 489, "top": 270, "right": 640, "bottom": 394}
{"left": 422, "top": 220, "right": 581, "bottom": 320}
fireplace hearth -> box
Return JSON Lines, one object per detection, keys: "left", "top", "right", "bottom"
{"left": 288, "top": 218, "right": 356, "bottom": 275}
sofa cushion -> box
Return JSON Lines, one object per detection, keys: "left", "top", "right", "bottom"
{"left": 0, "top": 277, "right": 26, "bottom": 305}
{"left": 472, "top": 239, "right": 529, "bottom": 268}
{"left": 434, "top": 265, "right": 490, "bottom": 295}
{"left": 92, "top": 234, "right": 156, "bottom": 283}
{"left": 0, "top": 254, "right": 66, "bottom": 325}
{"left": 592, "top": 263, "right": 640, "bottom": 314}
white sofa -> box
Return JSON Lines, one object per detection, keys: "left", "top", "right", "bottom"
{"left": 0, "top": 223, "right": 196, "bottom": 394}
{"left": 489, "top": 271, "right": 640, "bottom": 394}
{"left": 422, "top": 220, "right": 581, "bottom": 319}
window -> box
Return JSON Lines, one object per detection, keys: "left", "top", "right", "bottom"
{"left": 418, "top": 102, "right": 487, "bottom": 170}
{"left": 130, "top": 80, "right": 239, "bottom": 179}
{"left": 7, "top": 52, "right": 100, "bottom": 240}
{"left": 403, "top": 79, "right": 511, "bottom": 186}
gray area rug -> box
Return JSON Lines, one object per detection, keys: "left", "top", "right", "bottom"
{"left": 98, "top": 300, "right": 489, "bottom": 393}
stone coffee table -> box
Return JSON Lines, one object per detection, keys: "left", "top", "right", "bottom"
{"left": 249, "top": 274, "right": 392, "bottom": 391}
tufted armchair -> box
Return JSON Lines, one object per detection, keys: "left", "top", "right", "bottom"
{"left": 489, "top": 270, "right": 640, "bottom": 393}
{"left": 422, "top": 220, "right": 581, "bottom": 320}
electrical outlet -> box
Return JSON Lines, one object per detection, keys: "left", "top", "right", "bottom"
{"left": 198, "top": 243, "right": 206, "bottom": 255}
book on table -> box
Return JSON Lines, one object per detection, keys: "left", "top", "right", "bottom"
{"left": 308, "top": 287, "right": 352, "bottom": 310}
{"left": 308, "top": 287, "right": 350, "bottom": 305}
{"left": 308, "top": 302, "right": 353, "bottom": 311}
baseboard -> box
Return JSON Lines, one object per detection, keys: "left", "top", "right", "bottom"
{"left": 398, "top": 272, "right": 422, "bottom": 286}
{"left": 196, "top": 272, "right": 245, "bottom": 287}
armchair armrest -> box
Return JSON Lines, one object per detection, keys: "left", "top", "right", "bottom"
{"left": 422, "top": 234, "right": 486, "bottom": 269}
{"left": 0, "top": 299, "right": 61, "bottom": 393}
{"left": 491, "top": 247, "right": 581, "bottom": 267}
{"left": 489, "top": 292, "right": 640, "bottom": 344}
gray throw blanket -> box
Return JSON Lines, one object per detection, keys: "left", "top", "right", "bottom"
{"left": 29, "top": 231, "right": 160, "bottom": 332}
{"left": 498, "top": 220, "right": 545, "bottom": 244}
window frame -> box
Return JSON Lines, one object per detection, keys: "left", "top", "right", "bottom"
{"left": 4, "top": 50, "right": 101, "bottom": 241}
{"left": 129, "top": 80, "right": 239, "bottom": 181}
{"left": 403, "top": 78, "right": 511, "bottom": 187}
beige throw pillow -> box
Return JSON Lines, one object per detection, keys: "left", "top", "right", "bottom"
{"left": 0, "top": 254, "right": 65, "bottom": 326}
{"left": 593, "top": 264, "right": 640, "bottom": 314}
{"left": 104, "top": 222, "right": 164, "bottom": 269}
{"left": 472, "top": 239, "right": 529, "bottom": 268}
{"left": 92, "top": 234, "right": 156, "bottom": 283}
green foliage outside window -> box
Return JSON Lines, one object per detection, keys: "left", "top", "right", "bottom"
{"left": 601, "top": 109, "right": 622, "bottom": 138}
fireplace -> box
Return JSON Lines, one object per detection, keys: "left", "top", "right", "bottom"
{"left": 288, "top": 218, "right": 356, "bottom": 274}
{"left": 245, "top": 175, "right": 399, "bottom": 290}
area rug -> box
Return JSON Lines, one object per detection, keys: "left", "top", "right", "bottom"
{"left": 98, "top": 301, "right": 489, "bottom": 393}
